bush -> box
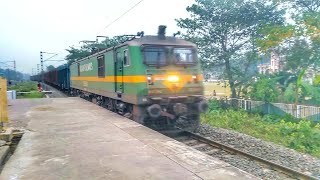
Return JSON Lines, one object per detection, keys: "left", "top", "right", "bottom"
{"left": 207, "top": 99, "right": 221, "bottom": 112}
{"left": 278, "top": 120, "right": 320, "bottom": 155}
{"left": 9, "top": 82, "right": 38, "bottom": 92}
{"left": 202, "top": 110, "right": 320, "bottom": 157}
{"left": 17, "top": 92, "right": 45, "bottom": 99}
{"left": 9, "top": 82, "right": 45, "bottom": 99}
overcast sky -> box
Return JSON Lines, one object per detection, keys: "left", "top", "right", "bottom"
{"left": 0, "top": 0, "right": 194, "bottom": 74}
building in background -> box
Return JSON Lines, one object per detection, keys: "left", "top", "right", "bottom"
{"left": 257, "top": 51, "right": 319, "bottom": 85}
{"left": 257, "top": 51, "right": 285, "bottom": 74}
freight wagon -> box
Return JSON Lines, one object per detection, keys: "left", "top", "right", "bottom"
{"left": 31, "top": 65, "right": 70, "bottom": 91}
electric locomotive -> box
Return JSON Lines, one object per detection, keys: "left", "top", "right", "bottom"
{"left": 69, "top": 26, "right": 208, "bottom": 130}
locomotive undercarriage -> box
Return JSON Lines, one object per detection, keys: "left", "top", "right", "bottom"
{"left": 71, "top": 88, "right": 207, "bottom": 131}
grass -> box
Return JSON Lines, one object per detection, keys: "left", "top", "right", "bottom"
{"left": 202, "top": 99, "right": 320, "bottom": 157}
{"left": 9, "top": 82, "right": 38, "bottom": 92}
{"left": 203, "top": 82, "right": 231, "bottom": 97}
{"left": 9, "top": 81, "right": 45, "bottom": 99}
{"left": 17, "top": 92, "right": 45, "bottom": 99}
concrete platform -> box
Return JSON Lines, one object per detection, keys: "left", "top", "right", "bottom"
{"left": 1, "top": 98, "right": 258, "bottom": 180}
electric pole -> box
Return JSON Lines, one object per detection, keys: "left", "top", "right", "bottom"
{"left": 40, "top": 51, "right": 44, "bottom": 82}
{"left": 13, "top": 60, "right": 16, "bottom": 72}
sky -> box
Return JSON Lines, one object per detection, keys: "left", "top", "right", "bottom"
{"left": 0, "top": 0, "right": 194, "bottom": 74}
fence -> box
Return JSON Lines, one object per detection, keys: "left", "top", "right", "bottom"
{"left": 215, "top": 97, "right": 320, "bottom": 122}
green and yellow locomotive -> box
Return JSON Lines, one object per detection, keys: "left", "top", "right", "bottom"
{"left": 70, "top": 26, "right": 208, "bottom": 130}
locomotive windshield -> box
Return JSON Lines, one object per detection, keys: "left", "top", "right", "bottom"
{"left": 143, "top": 47, "right": 167, "bottom": 66}
{"left": 174, "top": 48, "right": 195, "bottom": 65}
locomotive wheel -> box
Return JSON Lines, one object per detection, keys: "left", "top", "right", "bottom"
{"left": 124, "top": 105, "right": 133, "bottom": 119}
{"left": 92, "top": 97, "right": 97, "bottom": 105}
{"left": 106, "top": 98, "right": 115, "bottom": 112}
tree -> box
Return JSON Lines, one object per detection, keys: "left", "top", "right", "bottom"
{"left": 247, "top": 76, "right": 280, "bottom": 102}
{"left": 65, "top": 47, "right": 90, "bottom": 65}
{"left": 285, "top": 0, "right": 320, "bottom": 13}
{"left": 176, "top": 0, "right": 286, "bottom": 98}
{"left": 253, "top": 0, "right": 320, "bottom": 105}
{"left": 65, "top": 36, "right": 131, "bottom": 65}
{"left": 0, "top": 68, "right": 25, "bottom": 81}
{"left": 46, "top": 65, "right": 55, "bottom": 71}
{"left": 280, "top": 1, "right": 320, "bottom": 106}
{"left": 314, "top": 75, "right": 320, "bottom": 86}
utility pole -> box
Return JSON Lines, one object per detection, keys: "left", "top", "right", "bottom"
{"left": 13, "top": 60, "right": 16, "bottom": 72}
{"left": 13, "top": 60, "right": 16, "bottom": 81}
{"left": 40, "top": 51, "right": 44, "bottom": 83}
{"left": 38, "top": 51, "right": 63, "bottom": 83}
{"left": 37, "top": 64, "right": 40, "bottom": 74}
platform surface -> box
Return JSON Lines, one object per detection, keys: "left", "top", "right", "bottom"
{"left": 1, "top": 98, "right": 257, "bottom": 180}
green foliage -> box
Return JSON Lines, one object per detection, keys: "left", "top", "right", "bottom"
{"left": 251, "top": 0, "right": 320, "bottom": 105}
{"left": 300, "top": 83, "right": 320, "bottom": 105}
{"left": 0, "top": 68, "right": 27, "bottom": 81}
{"left": 278, "top": 120, "right": 320, "bottom": 155}
{"left": 285, "top": 41, "right": 315, "bottom": 73}
{"left": 257, "top": 25, "right": 295, "bottom": 51}
{"left": 247, "top": 76, "right": 280, "bottom": 102}
{"left": 9, "top": 82, "right": 38, "bottom": 92}
{"left": 9, "top": 82, "right": 44, "bottom": 99}
{"left": 207, "top": 99, "right": 221, "bottom": 112}
{"left": 283, "top": 83, "right": 296, "bottom": 103}
{"left": 65, "top": 36, "right": 130, "bottom": 65}
{"left": 17, "top": 92, "right": 45, "bottom": 99}
{"left": 281, "top": 81, "right": 320, "bottom": 105}
{"left": 314, "top": 75, "right": 320, "bottom": 85}
{"left": 286, "top": 0, "right": 320, "bottom": 13}
{"left": 9, "top": 82, "right": 45, "bottom": 99}
{"left": 176, "top": 0, "right": 285, "bottom": 98}
{"left": 65, "top": 47, "right": 90, "bottom": 65}
{"left": 202, "top": 110, "right": 320, "bottom": 157}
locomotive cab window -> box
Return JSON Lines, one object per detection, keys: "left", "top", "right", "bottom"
{"left": 123, "top": 49, "right": 130, "bottom": 66}
{"left": 97, "top": 55, "right": 105, "bottom": 77}
{"left": 143, "top": 47, "right": 167, "bottom": 66}
{"left": 174, "top": 48, "right": 196, "bottom": 65}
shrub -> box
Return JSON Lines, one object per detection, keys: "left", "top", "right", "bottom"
{"left": 9, "top": 82, "right": 38, "bottom": 92}
{"left": 202, "top": 110, "right": 320, "bottom": 157}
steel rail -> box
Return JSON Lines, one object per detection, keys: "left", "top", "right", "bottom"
{"left": 181, "top": 130, "right": 318, "bottom": 180}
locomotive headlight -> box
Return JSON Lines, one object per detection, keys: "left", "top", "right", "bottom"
{"left": 192, "top": 75, "right": 198, "bottom": 83}
{"left": 147, "top": 75, "right": 153, "bottom": 85}
{"left": 167, "top": 75, "right": 179, "bottom": 82}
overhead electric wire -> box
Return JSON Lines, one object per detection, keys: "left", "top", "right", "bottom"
{"left": 96, "top": 0, "right": 145, "bottom": 35}
{"left": 57, "top": 0, "right": 146, "bottom": 72}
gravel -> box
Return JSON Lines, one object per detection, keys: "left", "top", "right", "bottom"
{"left": 196, "top": 124, "right": 320, "bottom": 179}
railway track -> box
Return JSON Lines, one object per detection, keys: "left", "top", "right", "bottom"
{"left": 160, "top": 129, "right": 319, "bottom": 180}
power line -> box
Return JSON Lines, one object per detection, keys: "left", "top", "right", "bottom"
{"left": 96, "top": 0, "right": 145, "bottom": 35}
{"left": 62, "top": 0, "right": 145, "bottom": 62}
